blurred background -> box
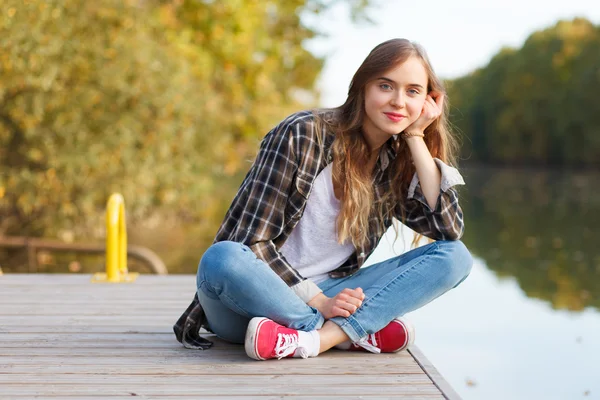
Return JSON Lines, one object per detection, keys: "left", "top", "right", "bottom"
{"left": 1, "top": 1, "right": 599, "bottom": 399}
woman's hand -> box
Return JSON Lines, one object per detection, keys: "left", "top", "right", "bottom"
{"left": 405, "top": 91, "right": 445, "bottom": 135}
{"left": 307, "top": 288, "right": 365, "bottom": 319}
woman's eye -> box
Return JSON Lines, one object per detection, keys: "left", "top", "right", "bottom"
{"left": 408, "top": 89, "right": 419, "bottom": 95}
{"left": 380, "top": 83, "right": 392, "bottom": 90}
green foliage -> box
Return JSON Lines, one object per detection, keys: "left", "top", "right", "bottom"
{"left": 0, "top": 0, "right": 367, "bottom": 243}
{"left": 1, "top": 0, "right": 209, "bottom": 237}
{"left": 448, "top": 18, "right": 600, "bottom": 166}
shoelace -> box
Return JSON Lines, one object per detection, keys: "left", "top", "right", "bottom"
{"left": 274, "top": 333, "right": 308, "bottom": 359}
{"left": 355, "top": 334, "right": 381, "bottom": 354}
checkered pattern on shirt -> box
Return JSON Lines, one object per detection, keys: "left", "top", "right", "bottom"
{"left": 214, "top": 110, "right": 464, "bottom": 284}
{"left": 173, "top": 110, "right": 465, "bottom": 349}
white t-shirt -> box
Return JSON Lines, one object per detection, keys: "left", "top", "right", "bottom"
{"left": 280, "top": 164, "right": 355, "bottom": 284}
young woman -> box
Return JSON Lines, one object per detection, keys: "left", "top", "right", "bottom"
{"left": 174, "top": 38, "right": 473, "bottom": 360}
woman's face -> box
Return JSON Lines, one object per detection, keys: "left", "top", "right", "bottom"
{"left": 362, "top": 56, "right": 429, "bottom": 147}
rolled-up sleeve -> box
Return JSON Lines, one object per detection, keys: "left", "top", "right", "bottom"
{"left": 291, "top": 279, "right": 323, "bottom": 303}
{"left": 398, "top": 158, "right": 466, "bottom": 240}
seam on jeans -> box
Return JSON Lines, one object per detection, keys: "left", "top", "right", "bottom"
{"left": 329, "top": 316, "right": 364, "bottom": 343}
{"left": 346, "top": 314, "right": 367, "bottom": 340}
{"left": 198, "top": 280, "right": 217, "bottom": 298}
{"left": 353, "top": 241, "right": 441, "bottom": 322}
{"left": 199, "top": 279, "right": 254, "bottom": 318}
{"left": 305, "top": 312, "right": 325, "bottom": 331}
{"left": 219, "top": 291, "right": 256, "bottom": 318}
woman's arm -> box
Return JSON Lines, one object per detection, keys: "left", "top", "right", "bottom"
{"left": 404, "top": 137, "right": 441, "bottom": 209}
{"left": 402, "top": 93, "right": 444, "bottom": 209}
{"left": 398, "top": 93, "right": 465, "bottom": 240}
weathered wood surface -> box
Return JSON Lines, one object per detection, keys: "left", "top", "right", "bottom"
{"left": 0, "top": 274, "right": 458, "bottom": 399}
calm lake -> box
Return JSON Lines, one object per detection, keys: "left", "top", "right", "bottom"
{"left": 396, "top": 166, "right": 600, "bottom": 400}
{"left": 4, "top": 166, "right": 599, "bottom": 399}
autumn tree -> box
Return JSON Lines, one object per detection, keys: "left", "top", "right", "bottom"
{"left": 0, "top": 0, "right": 369, "bottom": 246}
{"left": 448, "top": 18, "right": 600, "bottom": 166}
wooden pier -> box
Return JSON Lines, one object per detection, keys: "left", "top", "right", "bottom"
{"left": 0, "top": 274, "right": 460, "bottom": 399}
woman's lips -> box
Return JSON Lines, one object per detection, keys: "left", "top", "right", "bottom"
{"left": 384, "top": 112, "right": 406, "bottom": 122}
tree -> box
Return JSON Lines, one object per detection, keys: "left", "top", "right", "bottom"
{"left": 0, "top": 0, "right": 370, "bottom": 247}
{"left": 448, "top": 18, "right": 600, "bottom": 166}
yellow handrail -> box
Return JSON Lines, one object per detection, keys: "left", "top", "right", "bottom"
{"left": 91, "top": 193, "right": 138, "bottom": 283}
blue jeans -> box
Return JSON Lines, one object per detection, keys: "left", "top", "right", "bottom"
{"left": 196, "top": 240, "right": 472, "bottom": 344}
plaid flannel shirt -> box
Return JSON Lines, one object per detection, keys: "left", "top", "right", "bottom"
{"left": 174, "top": 110, "right": 465, "bottom": 349}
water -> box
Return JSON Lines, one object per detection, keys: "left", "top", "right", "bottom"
{"left": 407, "top": 259, "right": 600, "bottom": 400}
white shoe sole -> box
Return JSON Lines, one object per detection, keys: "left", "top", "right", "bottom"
{"left": 394, "top": 317, "right": 416, "bottom": 352}
{"left": 245, "top": 317, "right": 269, "bottom": 361}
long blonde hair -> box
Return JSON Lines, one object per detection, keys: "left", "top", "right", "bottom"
{"left": 316, "top": 39, "right": 459, "bottom": 249}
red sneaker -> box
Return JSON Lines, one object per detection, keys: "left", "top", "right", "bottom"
{"left": 245, "top": 317, "right": 313, "bottom": 361}
{"left": 342, "top": 318, "right": 415, "bottom": 353}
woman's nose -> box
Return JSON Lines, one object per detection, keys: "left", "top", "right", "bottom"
{"left": 390, "top": 91, "right": 405, "bottom": 107}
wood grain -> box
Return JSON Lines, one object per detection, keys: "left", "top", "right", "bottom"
{"left": 0, "top": 274, "right": 456, "bottom": 399}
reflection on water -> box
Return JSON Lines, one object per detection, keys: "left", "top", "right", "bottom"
{"left": 460, "top": 166, "right": 600, "bottom": 312}
{"left": 406, "top": 258, "right": 600, "bottom": 400}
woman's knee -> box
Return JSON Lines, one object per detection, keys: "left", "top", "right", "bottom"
{"left": 197, "top": 241, "right": 252, "bottom": 285}
{"left": 437, "top": 240, "right": 473, "bottom": 287}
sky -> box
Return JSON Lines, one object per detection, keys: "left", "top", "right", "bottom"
{"left": 305, "top": 0, "right": 600, "bottom": 107}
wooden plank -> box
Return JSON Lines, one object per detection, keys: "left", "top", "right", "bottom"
{"left": 408, "top": 347, "right": 462, "bottom": 400}
{"left": 0, "top": 348, "right": 420, "bottom": 366}
{"left": 0, "top": 298, "right": 189, "bottom": 305}
{"left": 4, "top": 298, "right": 192, "bottom": 304}
{"left": 3, "top": 396, "right": 444, "bottom": 400}
{"left": 0, "top": 347, "right": 414, "bottom": 360}
{"left": 0, "top": 274, "right": 455, "bottom": 399}
{"left": 0, "top": 384, "right": 442, "bottom": 396}
{"left": 0, "top": 286, "right": 194, "bottom": 293}
{"left": 3, "top": 397, "right": 444, "bottom": 400}
{"left": 0, "top": 316, "right": 190, "bottom": 325}
{"left": 0, "top": 375, "right": 434, "bottom": 385}
{"left": 0, "top": 309, "right": 188, "bottom": 316}
{"left": 0, "top": 332, "right": 177, "bottom": 342}
{"left": 0, "top": 289, "right": 192, "bottom": 296}
{"left": 0, "top": 362, "right": 424, "bottom": 375}
{"left": 0, "top": 294, "right": 191, "bottom": 301}
{"left": 0, "top": 325, "right": 172, "bottom": 333}
{"left": 0, "top": 274, "right": 194, "bottom": 285}
{"left": 0, "top": 341, "right": 210, "bottom": 349}
{"left": 0, "top": 301, "right": 188, "bottom": 307}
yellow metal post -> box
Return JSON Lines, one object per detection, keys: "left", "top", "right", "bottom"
{"left": 91, "top": 193, "right": 138, "bottom": 283}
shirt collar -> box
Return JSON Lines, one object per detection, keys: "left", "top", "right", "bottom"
{"left": 376, "top": 137, "right": 397, "bottom": 173}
